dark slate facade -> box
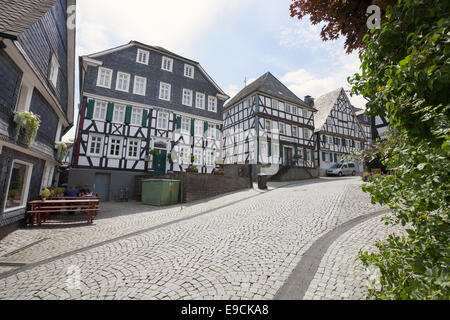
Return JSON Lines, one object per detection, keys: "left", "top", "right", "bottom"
{"left": 82, "top": 45, "right": 224, "bottom": 121}
{"left": 0, "top": 0, "right": 75, "bottom": 238}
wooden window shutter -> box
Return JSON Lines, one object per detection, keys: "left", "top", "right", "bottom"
{"left": 142, "top": 109, "right": 148, "bottom": 127}
{"left": 86, "top": 99, "right": 95, "bottom": 119}
{"left": 106, "top": 102, "right": 114, "bottom": 122}
{"left": 294, "top": 147, "right": 298, "bottom": 156}
{"left": 303, "top": 148, "right": 308, "bottom": 161}
{"left": 124, "top": 106, "right": 132, "bottom": 124}
{"left": 311, "top": 150, "right": 315, "bottom": 162}
{"left": 279, "top": 144, "right": 283, "bottom": 159}
{"left": 204, "top": 121, "right": 208, "bottom": 136}
{"left": 268, "top": 142, "right": 272, "bottom": 157}
{"left": 176, "top": 116, "right": 181, "bottom": 129}
{"left": 216, "top": 125, "right": 220, "bottom": 140}
{"left": 191, "top": 119, "right": 195, "bottom": 136}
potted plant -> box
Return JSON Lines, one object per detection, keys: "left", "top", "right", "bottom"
{"left": 55, "top": 142, "right": 67, "bottom": 162}
{"left": 149, "top": 149, "right": 159, "bottom": 158}
{"left": 8, "top": 189, "right": 18, "bottom": 202}
{"left": 40, "top": 188, "right": 51, "bottom": 200}
{"left": 13, "top": 111, "right": 41, "bottom": 147}
{"left": 55, "top": 187, "right": 66, "bottom": 197}
{"left": 186, "top": 165, "right": 198, "bottom": 173}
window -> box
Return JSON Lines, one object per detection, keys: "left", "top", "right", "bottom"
{"left": 303, "top": 129, "right": 310, "bottom": 139}
{"left": 88, "top": 135, "right": 103, "bottom": 156}
{"left": 109, "top": 137, "right": 122, "bottom": 158}
{"left": 195, "top": 120, "right": 203, "bottom": 136}
{"left": 179, "top": 146, "right": 191, "bottom": 163}
{"left": 5, "top": 161, "right": 32, "bottom": 211}
{"left": 113, "top": 105, "right": 126, "bottom": 123}
{"left": 49, "top": 55, "right": 59, "bottom": 87}
{"left": 131, "top": 108, "right": 143, "bottom": 126}
{"left": 159, "top": 82, "right": 171, "bottom": 101}
{"left": 182, "top": 89, "right": 193, "bottom": 106}
{"left": 127, "top": 139, "right": 140, "bottom": 159}
{"left": 208, "top": 124, "right": 215, "bottom": 138}
{"left": 196, "top": 93, "right": 205, "bottom": 109}
{"left": 260, "top": 141, "right": 268, "bottom": 157}
{"left": 94, "top": 101, "right": 107, "bottom": 120}
{"left": 116, "top": 72, "right": 130, "bottom": 92}
{"left": 136, "top": 49, "right": 149, "bottom": 65}
{"left": 278, "top": 101, "right": 285, "bottom": 112}
{"left": 265, "top": 119, "right": 271, "bottom": 131}
{"left": 157, "top": 112, "right": 169, "bottom": 130}
{"left": 292, "top": 126, "right": 298, "bottom": 137}
{"left": 194, "top": 148, "right": 203, "bottom": 165}
{"left": 181, "top": 118, "right": 190, "bottom": 134}
{"left": 206, "top": 150, "right": 215, "bottom": 166}
{"left": 292, "top": 106, "right": 297, "bottom": 115}
{"left": 97, "top": 67, "right": 112, "bottom": 88}
{"left": 285, "top": 104, "right": 291, "bottom": 114}
{"left": 302, "top": 110, "right": 308, "bottom": 118}
{"left": 279, "top": 123, "right": 285, "bottom": 135}
{"left": 184, "top": 64, "right": 194, "bottom": 78}
{"left": 133, "top": 76, "right": 147, "bottom": 96}
{"left": 162, "top": 56, "right": 173, "bottom": 72}
{"left": 208, "top": 96, "right": 217, "bottom": 112}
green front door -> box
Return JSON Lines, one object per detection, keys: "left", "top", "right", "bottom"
{"left": 152, "top": 149, "right": 167, "bottom": 174}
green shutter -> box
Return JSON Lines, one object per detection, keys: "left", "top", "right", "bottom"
{"left": 295, "top": 147, "right": 298, "bottom": 156}
{"left": 216, "top": 125, "right": 220, "bottom": 140}
{"left": 86, "top": 99, "right": 95, "bottom": 119}
{"left": 176, "top": 116, "right": 181, "bottom": 130}
{"left": 191, "top": 119, "right": 195, "bottom": 136}
{"left": 279, "top": 144, "right": 283, "bottom": 159}
{"left": 268, "top": 142, "right": 272, "bottom": 157}
{"left": 303, "top": 148, "right": 307, "bottom": 162}
{"left": 106, "top": 102, "right": 114, "bottom": 122}
{"left": 204, "top": 121, "right": 208, "bottom": 136}
{"left": 311, "top": 150, "right": 315, "bottom": 162}
{"left": 142, "top": 109, "right": 148, "bottom": 127}
{"left": 124, "top": 106, "right": 132, "bottom": 124}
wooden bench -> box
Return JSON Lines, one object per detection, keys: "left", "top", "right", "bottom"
{"left": 27, "top": 199, "right": 100, "bottom": 226}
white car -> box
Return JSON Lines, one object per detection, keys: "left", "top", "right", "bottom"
{"left": 326, "top": 163, "right": 357, "bottom": 177}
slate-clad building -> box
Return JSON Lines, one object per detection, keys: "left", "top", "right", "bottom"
{"left": 0, "top": 0, "right": 76, "bottom": 237}
{"left": 71, "top": 41, "right": 229, "bottom": 200}
{"left": 313, "top": 88, "right": 369, "bottom": 176}
{"left": 223, "top": 72, "right": 317, "bottom": 170}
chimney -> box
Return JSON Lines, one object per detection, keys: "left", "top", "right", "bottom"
{"left": 304, "top": 95, "right": 314, "bottom": 107}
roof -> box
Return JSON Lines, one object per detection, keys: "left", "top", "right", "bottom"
{"left": 83, "top": 41, "right": 228, "bottom": 98}
{"left": 313, "top": 88, "right": 343, "bottom": 132}
{"left": 0, "top": 0, "right": 58, "bottom": 36}
{"left": 224, "top": 72, "right": 313, "bottom": 110}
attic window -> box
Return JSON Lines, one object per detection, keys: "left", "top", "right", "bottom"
{"left": 137, "top": 49, "right": 149, "bottom": 65}
{"left": 49, "top": 54, "right": 59, "bottom": 88}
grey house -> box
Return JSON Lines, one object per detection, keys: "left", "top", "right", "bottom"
{"left": 71, "top": 41, "right": 229, "bottom": 200}
{"left": 0, "top": 0, "right": 76, "bottom": 237}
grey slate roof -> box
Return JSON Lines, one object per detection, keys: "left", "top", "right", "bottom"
{"left": 0, "top": 0, "right": 58, "bottom": 36}
{"left": 224, "top": 72, "right": 312, "bottom": 110}
{"left": 313, "top": 87, "right": 343, "bottom": 132}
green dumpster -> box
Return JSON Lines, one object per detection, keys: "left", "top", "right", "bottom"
{"left": 141, "top": 179, "right": 180, "bottom": 206}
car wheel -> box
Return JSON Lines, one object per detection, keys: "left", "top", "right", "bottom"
{"left": 352, "top": 171, "right": 356, "bottom": 176}
{"left": 338, "top": 172, "right": 343, "bottom": 177}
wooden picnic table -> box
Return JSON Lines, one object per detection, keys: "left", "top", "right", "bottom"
{"left": 27, "top": 199, "right": 100, "bottom": 226}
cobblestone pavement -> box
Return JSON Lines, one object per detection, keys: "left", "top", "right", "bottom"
{"left": 0, "top": 177, "right": 401, "bottom": 300}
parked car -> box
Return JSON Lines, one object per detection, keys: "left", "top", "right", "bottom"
{"left": 326, "top": 163, "right": 357, "bottom": 177}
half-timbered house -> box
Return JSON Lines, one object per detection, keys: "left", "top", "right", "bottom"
{"left": 313, "top": 88, "right": 369, "bottom": 176}
{"left": 71, "top": 41, "right": 228, "bottom": 200}
{"left": 0, "top": 0, "right": 76, "bottom": 237}
{"left": 223, "top": 72, "right": 318, "bottom": 175}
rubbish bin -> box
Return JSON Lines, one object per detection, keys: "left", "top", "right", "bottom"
{"left": 141, "top": 179, "right": 180, "bottom": 206}
{"left": 258, "top": 174, "right": 268, "bottom": 190}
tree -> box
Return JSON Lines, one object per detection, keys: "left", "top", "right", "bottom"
{"left": 289, "top": 0, "right": 395, "bottom": 53}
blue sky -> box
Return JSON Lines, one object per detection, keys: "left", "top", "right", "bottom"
{"left": 65, "top": 0, "right": 365, "bottom": 140}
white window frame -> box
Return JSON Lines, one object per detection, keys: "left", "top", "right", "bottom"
{"left": 130, "top": 108, "right": 143, "bottom": 126}
{"left": 159, "top": 82, "right": 171, "bottom": 101}
{"left": 133, "top": 76, "right": 147, "bottom": 96}
{"left": 157, "top": 112, "right": 169, "bottom": 130}
{"left": 279, "top": 123, "right": 285, "bottom": 135}
{"left": 87, "top": 134, "right": 104, "bottom": 157}
{"left": 127, "top": 139, "right": 140, "bottom": 160}
{"left": 181, "top": 117, "right": 191, "bottom": 134}
{"left": 112, "top": 104, "right": 126, "bottom": 123}
{"left": 136, "top": 49, "right": 149, "bottom": 65}
{"left": 115, "top": 72, "right": 130, "bottom": 92}
{"left": 193, "top": 148, "right": 203, "bottom": 165}
{"left": 208, "top": 124, "right": 215, "bottom": 139}
{"left": 205, "top": 149, "right": 215, "bottom": 166}
{"left": 49, "top": 54, "right": 59, "bottom": 88}
{"left": 196, "top": 92, "right": 205, "bottom": 109}
{"left": 161, "top": 56, "right": 173, "bottom": 72}
{"left": 93, "top": 101, "right": 108, "bottom": 121}
{"left": 109, "top": 137, "right": 123, "bottom": 159}
{"left": 208, "top": 96, "right": 217, "bottom": 112}
{"left": 194, "top": 120, "right": 203, "bottom": 137}
{"left": 96, "top": 67, "right": 113, "bottom": 89}
{"left": 184, "top": 64, "right": 194, "bottom": 78}
{"left": 3, "top": 159, "right": 33, "bottom": 213}
{"left": 292, "top": 125, "right": 298, "bottom": 137}
{"left": 182, "top": 89, "right": 193, "bottom": 107}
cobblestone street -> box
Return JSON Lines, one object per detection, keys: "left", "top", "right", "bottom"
{"left": 0, "top": 177, "right": 405, "bottom": 300}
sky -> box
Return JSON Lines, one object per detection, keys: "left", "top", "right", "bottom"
{"left": 64, "top": 0, "right": 366, "bottom": 141}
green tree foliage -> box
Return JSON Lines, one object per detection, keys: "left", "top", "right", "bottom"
{"left": 349, "top": 0, "right": 449, "bottom": 299}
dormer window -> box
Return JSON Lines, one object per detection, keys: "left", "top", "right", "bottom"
{"left": 162, "top": 56, "right": 173, "bottom": 72}
{"left": 136, "top": 49, "right": 149, "bottom": 65}
{"left": 49, "top": 54, "right": 59, "bottom": 88}
{"left": 184, "top": 64, "right": 194, "bottom": 79}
